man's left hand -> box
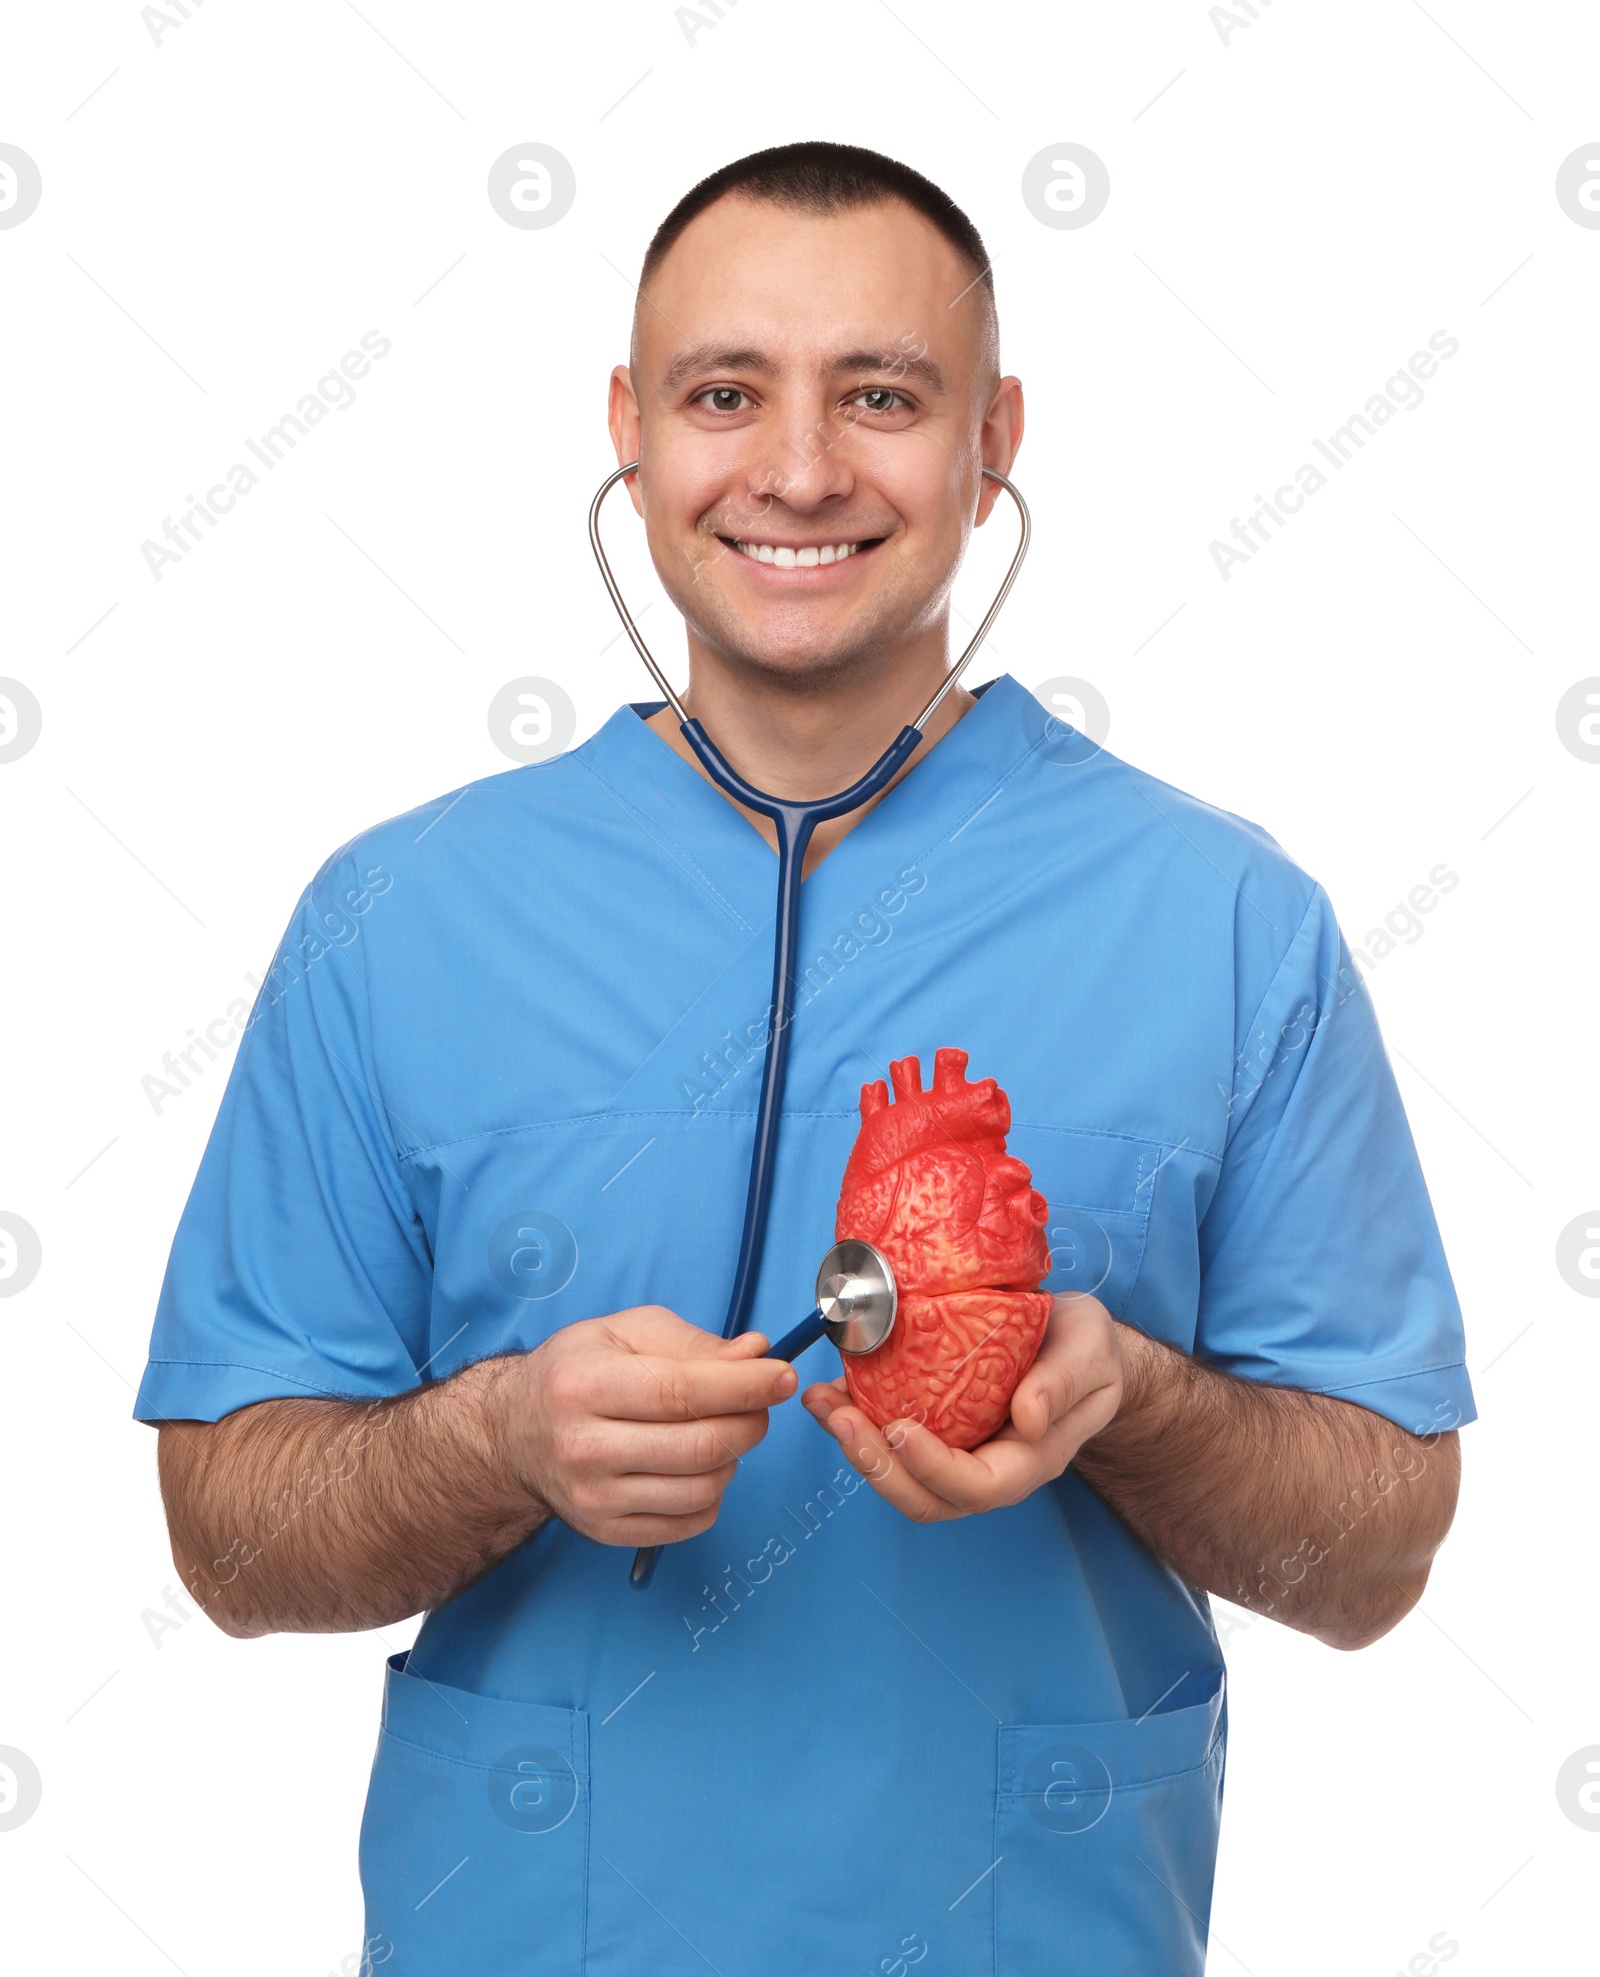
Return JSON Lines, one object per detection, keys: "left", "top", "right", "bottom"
{"left": 799, "top": 1293, "right": 1123, "bottom": 1521}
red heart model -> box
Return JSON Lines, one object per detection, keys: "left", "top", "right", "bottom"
{"left": 834, "top": 1048, "right": 1054, "bottom": 1450}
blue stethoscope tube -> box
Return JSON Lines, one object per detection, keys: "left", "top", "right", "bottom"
{"left": 765, "top": 1306, "right": 829, "bottom": 1364}
{"left": 586, "top": 461, "right": 1031, "bottom": 1589}
{"left": 675, "top": 720, "right": 921, "bottom": 1350}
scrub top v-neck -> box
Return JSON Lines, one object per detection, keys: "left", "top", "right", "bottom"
{"left": 134, "top": 674, "right": 1475, "bottom": 1976}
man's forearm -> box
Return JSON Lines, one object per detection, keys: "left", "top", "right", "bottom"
{"left": 1070, "top": 1325, "right": 1461, "bottom": 1650}
{"left": 157, "top": 1357, "right": 548, "bottom": 1638}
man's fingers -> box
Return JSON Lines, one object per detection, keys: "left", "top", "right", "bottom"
{"left": 805, "top": 1388, "right": 1011, "bottom": 1514}
{"left": 594, "top": 1344, "right": 796, "bottom": 1422}
{"left": 1010, "top": 1359, "right": 1077, "bottom": 1442}
{"left": 599, "top": 1306, "right": 769, "bottom": 1358}
{"left": 909, "top": 1425, "right": 1057, "bottom": 1508}
{"left": 1010, "top": 1296, "right": 1120, "bottom": 1442}
{"left": 800, "top": 1376, "right": 849, "bottom": 1423}
{"left": 818, "top": 1407, "right": 966, "bottom": 1520}
{"left": 576, "top": 1411, "right": 772, "bottom": 1477}
{"left": 606, "top": 1458, "right": 740, "bottom": 1517}
{"left": 1052, "top": 1380, "right": 1122, "bottom": 1451}
{"left": 814, "top": 1380, "right": 1117, "bottom": 1520}
{"left": 596, "top": 1503, "right": 750, "bottom": 1547}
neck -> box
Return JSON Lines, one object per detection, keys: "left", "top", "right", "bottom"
{"left": 643, "top": 617, "right": 979, "bottom": 873}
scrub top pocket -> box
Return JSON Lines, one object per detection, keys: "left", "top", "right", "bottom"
{"left": 360, "top": 1651, "right": 591, "bottom": 1975}
{"left": 1010, "top": 1126, "right": 1162, "bottom": 1319}
{"left": 992, "top": 1673, "right": 1226, "bottom": 1974}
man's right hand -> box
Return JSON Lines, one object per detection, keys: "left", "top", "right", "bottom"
{"left": 486, "top": 1306, "right": 797, "bottom": 1549}
{"left": 155, "top": 1306, "right": 796, "bottom": 1638}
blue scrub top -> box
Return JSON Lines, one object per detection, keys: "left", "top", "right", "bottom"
{"left": 135, "top": 675, "right": 1475, "bottom": 1975}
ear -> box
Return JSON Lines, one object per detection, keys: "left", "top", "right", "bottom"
{"left": 608, "top": 366, "right": 644, "bottom": 518}
{"left": 976, "top": 375, "right": 1025, "bottom": 527}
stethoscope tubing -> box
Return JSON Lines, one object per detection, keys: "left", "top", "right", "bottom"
{"left": 587, "top": 461, "right": 1031, "bottom": 1590}
{"left": 765, "top": 1306, "right": 827, "bottom": 1363}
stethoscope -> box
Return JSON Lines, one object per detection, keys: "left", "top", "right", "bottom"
{"left": 587, "top": 459, "right": 1031, "bottom": 1589}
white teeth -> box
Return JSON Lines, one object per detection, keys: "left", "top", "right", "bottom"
{"left": 733, "top": 539, "right": 859, "bottom": 565}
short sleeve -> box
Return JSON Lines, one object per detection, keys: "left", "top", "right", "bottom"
{"left": 1194, "top": 883, "right": 1476, "bottom": 1439}
{"left": 133, "top": 847, "right": 431, "bottom": 1423}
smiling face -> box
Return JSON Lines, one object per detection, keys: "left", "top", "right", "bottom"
{"left": 610, "top": 194, "right": 1020, "bottom": 694}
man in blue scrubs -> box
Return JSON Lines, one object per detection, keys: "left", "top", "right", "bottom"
{"left": 139, "top": 143, "right": 1474, "bottom": 1973}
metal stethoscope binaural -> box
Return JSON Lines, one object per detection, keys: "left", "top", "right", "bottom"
{"left": 587, "top": 459, "right": 1031, "bottom": 1589}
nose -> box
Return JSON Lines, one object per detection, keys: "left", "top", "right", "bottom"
{"left": 743, "top": 398, "right": 859, "bottom": 517}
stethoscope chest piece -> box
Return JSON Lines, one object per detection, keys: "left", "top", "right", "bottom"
{"left": 815, "top": 1239, "right": 897, "bottom": 1354}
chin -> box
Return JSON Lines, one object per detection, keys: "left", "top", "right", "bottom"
{"left": 714, "top": 633, "right": 887, "bottom": 693}
{"left": 686, "top": 596, "right": 912, "bottom": 688}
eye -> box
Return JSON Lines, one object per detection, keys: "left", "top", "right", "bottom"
{"left": 848, "top": 386, "right": 912, "bottom": 415}
{"left": 694, "top": 386, "right": 751, "bottom": 413}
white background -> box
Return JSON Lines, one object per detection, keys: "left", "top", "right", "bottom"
{"left": 2, "top": 1, "right": 1596, "bottom": 1971}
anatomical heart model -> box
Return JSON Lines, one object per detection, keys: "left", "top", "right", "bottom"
{"left": 834, "top": 1049, "right": 1054, "bottom": 1449}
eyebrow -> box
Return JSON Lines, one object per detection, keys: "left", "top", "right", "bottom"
{"left": 660, "top": 343, "right": 946, "bottom": 395}
{"left": 660, "top": 345, "right": 770, "bottom": 391}
{"left": 830, "top": 347, "right": 946, "bottom": 394}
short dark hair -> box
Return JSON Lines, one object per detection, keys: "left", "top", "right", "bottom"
{"left": 639, "top": 140, "right": 995, "bottom": 309}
